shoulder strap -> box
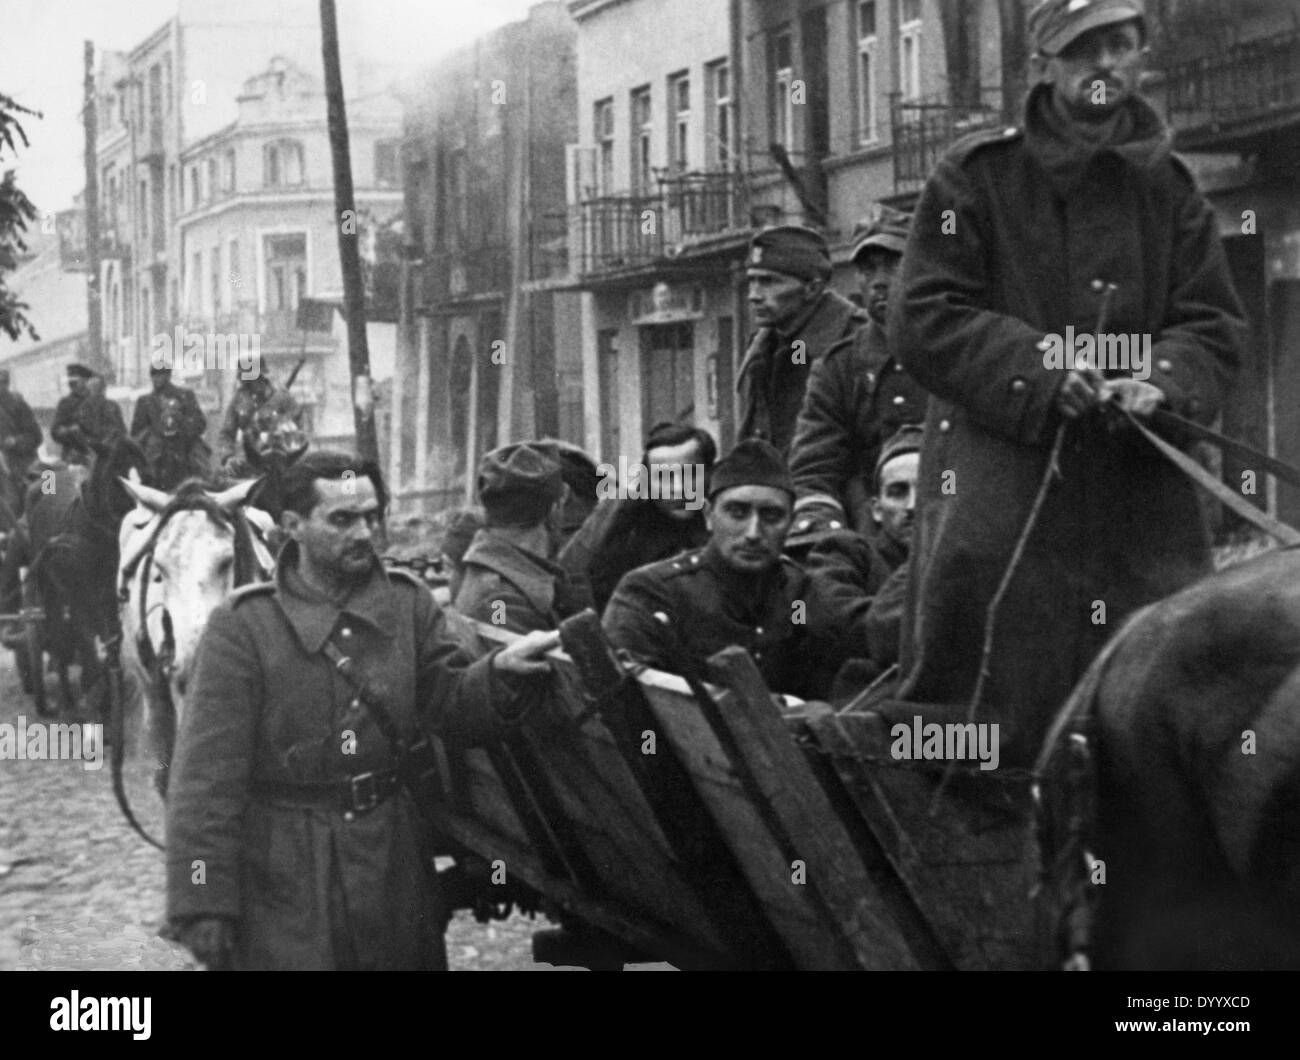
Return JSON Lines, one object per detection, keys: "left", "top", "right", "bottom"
{"left": 319, "top": 638, "right": 405, "bottom": 759}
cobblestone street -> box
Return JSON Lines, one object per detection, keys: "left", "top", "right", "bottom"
{"left": 0, "top": 652, "right": 544, "bottom": 971}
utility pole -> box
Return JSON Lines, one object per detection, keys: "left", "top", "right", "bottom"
{"left": 83, "top": 40, "right": 103, "bottom": 375}
{"left": 319, "top": 0, "right": 379, "bottom": 465}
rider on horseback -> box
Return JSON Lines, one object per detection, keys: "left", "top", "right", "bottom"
{"left": 50, "top": 365, "right": 127, "bottom": 467}
{"left": 216, "top": 374, "right": 301, "bottom": 477}
{"left": 131, "top": 364, "right": 212, "bottom": 490}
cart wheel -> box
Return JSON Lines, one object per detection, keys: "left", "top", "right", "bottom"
{"left": 27, "top": 621, "right": 48, "bottom": 716}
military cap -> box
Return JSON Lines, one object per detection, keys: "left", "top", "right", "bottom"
{"left": 1029, "top": 0, "right": 1145, "bottom": 57}
{"left": 747, "top": 225, "right": 831, "bottom": 282}
{"left": 536, "top": 438, "right": 600, "bottom": 503}
{"left": 850, "top": 205, "right": 912, "bottom": 262}
{"left": 874, "top": 424, "right": 924, "bottom": 488}
{"left": 65, "top": 363, "right": 93, "bottom": 380}
{"left": 476, "top": 442, "right": 564, "bottom": 524}
{"left": 707, "top": 438, "right": 795, "bottom": 501}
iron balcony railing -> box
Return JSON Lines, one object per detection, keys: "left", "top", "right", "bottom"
{"left": 1163, "top": 27, "right": 1300, "bottom": 147}
{"left": 574, "top": 168, "right": 751, "bottom": 277}
{"left": 890, "top": 90, "right": 1005, "bottom": 195}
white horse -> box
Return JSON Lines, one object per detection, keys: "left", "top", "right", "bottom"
{"left": 116, "top": 476, "right": 276, "bottom": 798}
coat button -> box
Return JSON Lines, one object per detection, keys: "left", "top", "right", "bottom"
{"left": 1010, "top": 378, "right": 1026, "bottom": 394}
{"left": 343, "top": 811, "right": 355, "bottom": 822}
{"left": 892, "top": 394, "right": 905, "bottom": 405}
{"left": 756, "top": 627, "right": 764, "bottom": 635}
{"left": 1157, "top": 358, "right": 1173, "bottom": 373}
{"left": 1091, "top": 278, "right": 1106, "bottom": 291}
{"left": 939, "top": 419, "right": 951, "bottom": 432}
{"left": 1188, "top": 398, "right": 1200, "bottom": 416}
{"left": 340, "top": 627, "right": 352, "bottom": 638}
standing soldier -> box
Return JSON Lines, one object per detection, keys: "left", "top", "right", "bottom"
{"left": 217, "top": 373, "right": 301, "bottom": 475}
{"left": 788, "top": 207, "right": 928, "bottom": 536}
{"left": 738, "top": 225, "right": 869, "bottom": 458}
{"left": 165, "top": 450, "right": 559, "bottom": 970}
{"left": 131, "top": 365, "right": 212, "bottom": 489}
{"left": 888, "top": 0, "right": 1247, "bottom": 765}
{"left": 0, "top": 368, "right": 42, "bottom": 513}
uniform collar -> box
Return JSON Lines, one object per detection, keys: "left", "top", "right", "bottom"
{"left": 462, "top": 528, "right": 560, "bottom": 612}
{"left": 739, "top": 289, "right": 864, "bottom": 384}
{"left": 274, "top": 539, "right": 398, "bottom": 653}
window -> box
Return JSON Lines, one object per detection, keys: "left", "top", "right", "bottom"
{"left": 211, "top": 246, "right": 222, "bottom": 316}
{"left": 706, "top": 60, "right": 733, "bottom": 169}
{"left": 900, "top": 0, "right": 923, "bottom": 101}
{"left": 264, "top": 140, "right": 304, "bottom": 187}
{"left": 772, "top": 29, "right": 795, "bottom": 151}
{"left": 594, "top": 98, "right": 614, "bottom": 194}
{"left": 857, "top": 1, "right": 879, "bottom": 143}
{"left": 229, "top": 239, "right": 240, "bottom": 292}
{"left": 191, "top": 252, "right": 202, "bottom": 314}
{"left": 374, "top": 140, "right": 399, "bottom": 186}
{"left": 207, "top": 157, "right": 219, "bottom": 199}
{"left": 190, "top": 166, "right": 200, "bottom": 208}
{"left": 223, "top": 149, "right": 236, "bottom": 194}
{"left": 630, "top": 86, "right": 652, "bottom": 194}
{"left": 168, "top": 164, "right": 177, "bottom": 223}
{"left": 138, "top": 179, "right": 148, "bottom": 241}
{"left": 164, "top": 54, "right": 172, "bottom": 112}
{"left": 264, "top": 233, "right": 307, "bottom": 312}
{"left": 669, "top": 73, "right": 690, "bottom": 174}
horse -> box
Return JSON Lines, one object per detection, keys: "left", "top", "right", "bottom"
{"left": 20, "top": 437, "right": 148, "bottom": 714}
{"left": 1044, "top": 544, "right": 1300, "bottom": 969}
{"left": 116, "top": 477, "right": 275, "bottom": 806}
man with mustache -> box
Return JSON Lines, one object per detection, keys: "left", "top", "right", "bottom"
{"left": 165, "top": 449, "right": 560, "bottom": 970}
{"left": 788, "top": 208, "right": 928, "bottom": 539}
{"left": 602, "top": 438, "right": 861, "bottom": 700}
{"left": 889, "top": 0, "right": 1247, "bottom": 766}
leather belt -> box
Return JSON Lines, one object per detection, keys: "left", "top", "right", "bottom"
{"left": 252, "top": 768, "right": 402, "bottom": 816}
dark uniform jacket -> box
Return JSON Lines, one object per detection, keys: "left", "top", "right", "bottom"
{"left": 888, "top": 85, "right": 1247, "bottom": 764}
{"left": 789, "top": 318, "right": 928, "bottom": 530}
{"left": 738, "top": 288, "right": 869, "bottom": 457}
{"left": 51, "top": 391, "right": 126, "bottom": 460}
{"left": 602, "top": 545, "right": 862, "bottom": 701}
{"left": 216, "top": 383, "right": 300, "bottom": 465}
{"left": 165, "top": 541, "right": 530, "bottom": 970}
{"left": 558, "top": 498, "right": 710, "bottom": 614}
{"left": 453, "top": 528, "right": 581, "bottom": 634}
{"left": 0, "top": 389, "right": 42, "bottom": 468}
{"left": 130, "top": 381, "right": 210, "bottom": 489}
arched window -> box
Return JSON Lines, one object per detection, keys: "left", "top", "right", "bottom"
{"left": 263, "top": 139, "right": 304, "bottom": 188}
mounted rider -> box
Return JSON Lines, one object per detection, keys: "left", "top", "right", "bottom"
{"left": 216, "top": 373, "right": 302, "bottom": 476}
{"left": 130, "top": 364, "right": 212, "bottom": 490}
{"left": 50, "top": 365, "right": 127, "bottom": 466}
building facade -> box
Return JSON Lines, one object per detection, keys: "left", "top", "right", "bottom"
{"left": 394, "top": 1, "right": 581, "bottom": 511}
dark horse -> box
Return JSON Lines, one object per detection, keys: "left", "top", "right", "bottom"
{"left": 23, "top": 436, "right": 148, "bottom": 714}
{"left": 1044, "top": 545, "right": 1300, "bottom": 969}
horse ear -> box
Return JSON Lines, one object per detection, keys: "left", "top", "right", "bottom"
{"left": 118, "top": 475, "right": 171, "bottom": 513}
{"left": 209, "top": 477, "right": 263, "bottom": 512}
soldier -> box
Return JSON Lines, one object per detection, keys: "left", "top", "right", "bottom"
{"left": 0, "top": 368, "right": 42, "bottom": 507}
{"left": 888, "top": 0, "right": 1247, "bottom": 764}
{"left": 738, "top": 225, "right": 870, "bottom": 458}
{"left": 559, "top": 422, "right": 716, "bottom": 614}
{"left": 788, "top": 207, "right": 928, "bottom": 536}
{"left": 49, "top": 363, "right": 92, "bottom": 463}
{"left": 51, "top": 369, "right": 127, "bottom": 466}
{"left": 603, "top": 438, "right": 863, "bottom": 701}
{"left": 454, "top": 443, "right": 583, "bottom": 635}
{"left": 165, "top": 449, "right": 559, "bottom": 970}
{"left": 130, "top": 364, "right": 211, "bottom": 490}
{"left": 217, "top": 373, "right": 301, "bottom": 475}
{"left": 538, "top": 438, "right": 601, "bottom": 548}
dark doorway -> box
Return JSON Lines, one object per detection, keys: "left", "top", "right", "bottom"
{"left": 640, "top": 322, "right": 695, "bottom": 431}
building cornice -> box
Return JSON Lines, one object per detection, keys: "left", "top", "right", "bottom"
{"left": 568, "top": 0, "right": 632, "bottom": 23}
{"left": 178, "top": 188, "right": 401, "bottom": 227}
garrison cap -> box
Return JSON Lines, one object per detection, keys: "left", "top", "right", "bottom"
{"left": 65, "top": 363, "right": 93, "bottom": 380}
{"left": 747, "top": 225, "right": 831, "bottom": 282}
{"left": 850, "top": 204, "right": 912, "bottom": 263}
{"left": 476, "top": 442, "right": 564, "bottom": 524}
{"left": 707, "top": 438, "right": 795, "bottom": 501}
{"left": 1029, "top": 0, "right": 1145, "bottom": 57}
{"left": 874, "top": 424, "right": 924, "bottom": 488}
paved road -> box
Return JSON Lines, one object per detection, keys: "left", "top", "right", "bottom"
{"left": 0, "top": 650, "right": 544, "bottom": 971}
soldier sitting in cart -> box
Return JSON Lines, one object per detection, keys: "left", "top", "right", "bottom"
{"left": 454, "top": 442, "right": 585, "bottom": 635}
{"left": 603, "top": 438, "right": 866, "bottom": 701}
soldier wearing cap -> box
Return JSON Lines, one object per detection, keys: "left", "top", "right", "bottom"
{"left": 453, "top": 443, "right": 584, "bottom": 635}
{"left": 51, "top": 365, "right": 127, "bottom": 464}
{"left": 130, "top": 364, "right": 211, "bottom": 490}
{"left": 738, "top": 225, "right": 870, "bottom": 458}
{"left": 217, "top": 374, "right": 302, "bottom": 476}
{"left": 787, "top": 207, "right": 928, "bottom": 537}
{"left": 888, "top": 0, "right": 1247, "bottom": 766}
{"left": 603, "top": 438, "right": 864, "bottom": 700}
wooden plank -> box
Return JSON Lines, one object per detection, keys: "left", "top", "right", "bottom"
{"left": 698, "top": 648, "right": 923, "bottom": 970}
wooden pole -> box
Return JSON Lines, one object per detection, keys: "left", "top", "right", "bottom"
{"left": 83, "top": 40, "right": 104, "bottom": 375}
{"left": 319, "top": 0, "right": 379, "bottom": 465}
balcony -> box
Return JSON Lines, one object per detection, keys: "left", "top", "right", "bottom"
{"left": 141, "top": 115, "right": 165, "bottom": 163}
{"left": 1163, "top": 28, "right": 1300, "bottom": 152}
{"left": 890, "top": 90, "right": 1005, "bottom": 196}
{"left": 573, "top": 169, "right": 751, "bottom": 280}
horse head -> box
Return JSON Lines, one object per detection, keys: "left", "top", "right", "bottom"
{"left": 117, "top": 475, "right": 276, "bottom": 789}
{"left": 86, "top": 435, "right": 150, "bottom": 528}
